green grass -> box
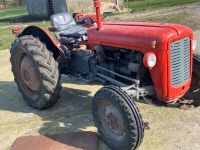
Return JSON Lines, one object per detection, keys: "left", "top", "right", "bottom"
{"left": 0, "top": 7, "right": 28, "bottom": 19}
{"left": 0, "top": 21, "right": 51, "bottom": 50}
{"left": 0, "top": 28, "right": 15, "bottom": 50}
{"left": 0, "top": 21, "right": 51, "bottom": 51}
{"left": 0, "top": 6, "right": 52, "bottom": 50}
{"left": 134, "top": 12, "right": 200, "bottom": 30}
{"left": 126, "top": 0, "right": 200, "bottom": 12}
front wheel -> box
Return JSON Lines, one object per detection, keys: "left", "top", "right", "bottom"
{"left": 10, "top": 35, "right": 61, "bottom": 109}
{"left": 92, "top": 86, "right": 144, "bottom": 150}
{"left": 184, "top": 53, "right": 200, "bottom": 106}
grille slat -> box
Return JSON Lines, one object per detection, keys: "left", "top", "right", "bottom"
{"left": 170, "top": 37, "right": 191, "bottom": 87}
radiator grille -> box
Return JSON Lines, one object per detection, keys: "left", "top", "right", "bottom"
{"left": 170, "top": 37, "right": 190, "bottom": 87}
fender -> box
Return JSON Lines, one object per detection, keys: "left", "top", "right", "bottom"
{"left": 18, "top": 26, "right": 62, "bottom": 58}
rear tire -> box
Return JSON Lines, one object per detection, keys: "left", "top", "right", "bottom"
{"left": 10, "top": 35, "right": 61, "bottom": 109}
{"left": 92, "top": 86, "right": 144, "bottom": 150}
{"left": 184, "top": 53, "right": 200, "bottom": 106}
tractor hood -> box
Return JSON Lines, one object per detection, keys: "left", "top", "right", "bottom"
{"left": 88, "top": 22, "right": 193, "bottom": 51}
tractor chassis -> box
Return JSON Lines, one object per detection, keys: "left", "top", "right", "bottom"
{"left": 68, "top": 60, "right": 155, "bottom": 100}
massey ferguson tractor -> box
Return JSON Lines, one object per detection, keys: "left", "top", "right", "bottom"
{"left": 10, "top": 0, "right": 200, "bottom": 150}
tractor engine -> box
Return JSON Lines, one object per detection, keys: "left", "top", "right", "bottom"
{"left": 67, "top": 45, "right": 152, "bottom": 88}
{"left": 93, "top": 46, "right": 151, "bottom": 85}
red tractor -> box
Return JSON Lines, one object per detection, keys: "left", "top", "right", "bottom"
{"left": 10, "top": 0, "right": 200, "bottom": 150}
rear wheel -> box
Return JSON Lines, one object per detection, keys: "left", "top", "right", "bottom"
{"left": 10, "top": 35, "right": 61, "bottom": 109}
{"left": 92, "top": 86, "right": 144, "bottom": 150}
{"left": 184, "top": 53, "right": 200, "bottom": 106}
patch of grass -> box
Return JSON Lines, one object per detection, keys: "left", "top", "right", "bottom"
{"left": 0, "top": 28, "right": 15, "bottom": 50}
{"left": 0, "top": 16, "right": 46, "bottom": 26}
{"left": 134, "top": 12, "right": 200, "bottom": 30}
{"left": 126, "top": 0, "right": 200, "bottom": 12}
{"left": 0, "top": 7, "right": 56, "bottom": 51}
{"left": 0, "top": 21, "right": 53, "bottom": 51}
{"left": 108, "top": 10, "right": 200, "bottom": 30}
{"left": 0, "top": 7, "right": 28, "bottom": 19}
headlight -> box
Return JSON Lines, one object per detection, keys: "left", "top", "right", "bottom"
{"left": 193, "top": 40, "right": 197, "bottom": 51}
{"left": 143, "top": 52, "right": 157, "bottom": 68}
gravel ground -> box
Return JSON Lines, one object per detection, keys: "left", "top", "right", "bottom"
{"left": 1, "top": 3, "right": 200, "bottom": 150}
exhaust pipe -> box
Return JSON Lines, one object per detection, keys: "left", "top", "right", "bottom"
{"left": 93, "top": 0, "right": 102, "bottom": 30}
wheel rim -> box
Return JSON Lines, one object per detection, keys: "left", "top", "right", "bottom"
{"left": 104, "top": 105, "right": 125, "bottom": 136}
{"left": 19, "top": 55, "right": 40, "bottom": 93}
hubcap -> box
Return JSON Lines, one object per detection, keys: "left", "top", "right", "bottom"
{"left": 104, "top": 105, "right": 125, "bottom": 136}
{"left": 20, "top": 56, "right": 40, "bottom": 92}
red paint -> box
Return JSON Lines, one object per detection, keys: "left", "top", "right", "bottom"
{"left": 74, "top": 13, "right": 104, "bottom": 23}
{"left": 93, "top": 0, "right": 102, "bottom": 30}
{"left": 12, "top": 26, "right": 22, "bottom": 36}
{"left": 88, "top": 22, "right": 193, "bottom": 102}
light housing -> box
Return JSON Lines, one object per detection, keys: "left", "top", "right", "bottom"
{"left": 192, "top": 40, "right": 197, "bottom": 51}
{"left": 12, "top": 26, "right": 21, "bottom": 37}
{"left": 143, "top": 52, "right": 157, "bottom": 68}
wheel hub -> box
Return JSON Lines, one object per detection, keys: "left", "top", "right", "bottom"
{"left": 104, "top": 105, "right": 125, "bottom": 136}
{"left": 20, "top": 56, "right": 40, "bottom": 92}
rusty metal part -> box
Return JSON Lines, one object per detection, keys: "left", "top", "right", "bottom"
{"left": 104, "top": 105, "right": 125, "bottom": 136}
{"left": 178, "top": 98, "right": 194, "bottom": 110}
{"left": 11, "top": 132, "right": 98, "bottom": 150}
{"left": 167, "top": 98, "right": 194, "bottom": 110}
{"left": 20, "top": 56, "right": 40, "bottom": 92}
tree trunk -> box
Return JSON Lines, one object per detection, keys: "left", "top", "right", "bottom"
{"left": 2, "top": 0, "right": 6, "bottom": 7}
{"left": 115, "top": 0, "right": 124, "bottom": 10}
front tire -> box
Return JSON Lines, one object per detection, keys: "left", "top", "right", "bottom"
{"left": 184, "top": 53, "right": 200, "bottom": 106}
{"left": 92, "top": 86, "right": 144, "bottom": 150}
{"left": 10, "top": 35, "right": 61, "bottom": 109}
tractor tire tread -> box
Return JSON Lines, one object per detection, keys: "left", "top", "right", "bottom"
{"left": 92, "top": 86, "right": 144, "bottom": 150}
{"left": 10, "top": 35, "right": 61, "bottom": 109}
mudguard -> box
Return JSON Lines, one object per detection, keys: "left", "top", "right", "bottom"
{"left": 15, "top": 25, "right": 62, "bottom": 58}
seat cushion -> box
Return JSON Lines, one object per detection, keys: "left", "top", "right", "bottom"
{"left": 59, "top": 25, "right": 87, "bottom": 38}
{"left": 60, "top": 37, "right": 75, "bottom": 44}
{"left": 51, "top": 13, "right": 76, "bottom": 32}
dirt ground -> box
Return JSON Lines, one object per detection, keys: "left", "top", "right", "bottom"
{"left": 1, "top": 3, "right": 200, "bottom": 150}
{"left": 1, "top": 50, "right": 200, "bottom": 150}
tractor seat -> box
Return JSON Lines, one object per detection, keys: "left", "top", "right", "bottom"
{"left": 50, "top": 13, "right": 87, "bottom": 43}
